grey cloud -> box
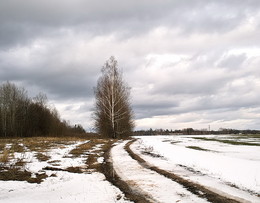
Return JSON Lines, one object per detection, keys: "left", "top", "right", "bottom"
{"left": 217, "top": 54, "right": 247, "bottom": 69}
{"left": 142, "top": 76, "right": 260, "bottom": 118}
{"left": 1, "top": 0, "right": 259, "bottom": 49}
{"left": 150, "top": 70, "right": 230, "bottom": 96}
{"left": 1, "top": 0, "right": 260, "bottom": 130}
{"left": 131, "top": 59, "right": 260, "bottom": 120}
{"left": 0, "top": 63, "right": 98, "bottom": 100}
{"left": 134, "top": 100, "right": 179, "bottom": 119}
{"left": 0, "top": 48, "right": 99, "bottom": 101}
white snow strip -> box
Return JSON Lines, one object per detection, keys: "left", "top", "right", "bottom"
{"left": 0, "top": 172, "right": 131, "bottom": 203}
{"left": 111, "top": 141, "right": 208, "bottom": 203}
{"left": 133, "top": 136, "right": 260, "bottom": 203}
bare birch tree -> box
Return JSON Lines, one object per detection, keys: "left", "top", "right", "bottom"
{"left": 94, "top": 56, "right": 134, "bottom": 138}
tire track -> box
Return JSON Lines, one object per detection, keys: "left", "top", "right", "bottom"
{"left": 125, "top": 139, "right": 241, "bottom": 203}
{"left": 111, "top": 140, "right": 208, "bottom": 203}
{"left": 102, "top": 140, "right": 153, "bottom": 203}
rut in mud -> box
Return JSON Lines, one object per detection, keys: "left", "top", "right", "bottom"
{"left": 102, "top": 140, "right": 152, "bottom": 203}
{"left": 110, "top": 140, "right": 210, "bottom": 203}
{"left": 125, "top": 139, "right": 241, "bottom": 203}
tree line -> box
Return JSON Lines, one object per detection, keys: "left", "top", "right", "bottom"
{"left": 134, "top": 128, "right": 260, "bottom": 136}
{"left": 0, "top": 81, "right": 85, "bottom": 138}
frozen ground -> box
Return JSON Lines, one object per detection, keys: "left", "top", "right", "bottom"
{"left": 0, "top": 139, "right": 131, "bottom": 203}
{"left": 132, "top": 135, "right": 260, "bottom": 203}
{"left": 1, "top": 172, "right": 128, "bottom": 203}
{"left": 1, "top": 135, "right": 259, "bottom": 203}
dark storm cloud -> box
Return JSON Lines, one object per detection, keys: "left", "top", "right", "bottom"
{"left": 1, "top": 0, "right": 260, "bottom": 48}
{"left": 0, "top": 52, "right": 97, "bottom": 100}
{"left": 0, "top": 0, "right": 260, "bottom": 130}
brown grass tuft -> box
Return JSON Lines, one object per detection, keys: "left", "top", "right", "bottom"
{"left": 0, "top": 149, "right": 9, "bottom": 163}
{"left": 36, "top": 153, "right": 51, "bottom": 162}
{"left": 65, "top": 166, "right": 83, "bottom": 173}
{"left": 0, "top": 166, "right": 48, "bottom": 184}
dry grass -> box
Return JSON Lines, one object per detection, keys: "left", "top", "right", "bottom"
{"left": 0, "top": 136, "right": 88, "bottom": 153}
{"left": 69, "top": 139, "right": 111, "bottom": 157}
{"left": 23, "top": 137, "right": 75, "bottom": 152}
{"left": 0, "top": 149, "right": 9, "bottom": 163}
{"left": 0, "top": 136, "right": 87, "bottom": 183}
{"left": 10, "top": 143, "right": 25, "bottom": 153}
{"left": 0, "top": 166, "right": 48, "bottom": 184}
{"left": 47, "top": 160, "right": 61, "bottom": 166}
{"left": 69, "top": 142, "right": 94, "bottom": 157}
{"left": 36, "top": 153, "right": 51, "bottom": 162}
{"left": 86, "top": 154, "right": 100, "bottom": 171}
{"left": 69, "top": 138, "right": 116, "bottom": 172}
{"left": 65, "top": 166, "right": 83, "bottom": 173}
{"left": 0, "top": 136, "right": 118, "bottom": 185}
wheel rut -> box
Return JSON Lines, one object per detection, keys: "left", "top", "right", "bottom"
{"left": 125, "top": 139, "right": 242, "bottom": 203}
{"left": 102, "top": 140, "right": 153, "bottom": 203}
{"left": 110, "top": 140, "right": 211, "bottom": 203}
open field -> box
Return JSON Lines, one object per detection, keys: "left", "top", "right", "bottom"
{"left": 0, "top": 137, "right": 131, "bottom": 203}
{"left": 132, "top": 134, "right": 260, "bottom": 202}
{"left": 0, "top": 135, "right": 259, "bottom": 202}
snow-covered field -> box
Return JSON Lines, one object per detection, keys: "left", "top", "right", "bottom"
{"left": 132, "top": 135, "right": 260, "bottom": 202}
{"left": 1, "top": 135, "right": 260, "bottom": 203}
{"left": 0, "top": 138, "right": 131, "bottom": 203}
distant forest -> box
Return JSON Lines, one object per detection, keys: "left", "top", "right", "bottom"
{"left": 134, "top": 128, "right": 260, "bottom": 136}
{"left": 0, "top": 82, "right": 85, "bottom": 138}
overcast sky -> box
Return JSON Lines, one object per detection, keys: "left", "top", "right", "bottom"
{"left": 1, "top": 0, "right": 260, "bottom": 131}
